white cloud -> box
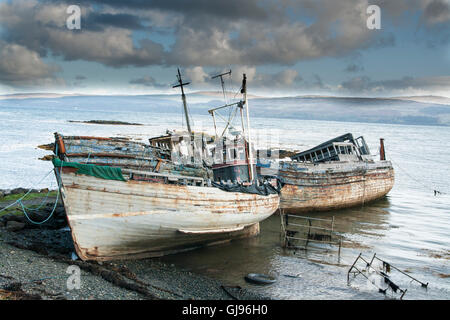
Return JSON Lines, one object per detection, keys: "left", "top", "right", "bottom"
{"left": 185, "top": 66, "right": 209, "bottom": 84}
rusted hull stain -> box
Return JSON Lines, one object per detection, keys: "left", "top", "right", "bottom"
{"left": 274, "top": 161, "right": 394, "bottom": 213}
{"left": 58, "top": 172, "right": 279, "bottom": 261}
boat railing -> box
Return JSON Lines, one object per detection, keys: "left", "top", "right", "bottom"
{"left": 122, "top": 168, "right": 205, "bottom": 187}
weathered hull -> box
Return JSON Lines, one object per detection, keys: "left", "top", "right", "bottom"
{"left": 260, "top": 161, "right": 394, "bottom": 213}
{"left": 58, "top": 170, "right": 279, "bottom": 261}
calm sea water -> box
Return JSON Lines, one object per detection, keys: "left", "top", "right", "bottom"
{"left": 0, "top": 98, "right": 448, "bottom": 299}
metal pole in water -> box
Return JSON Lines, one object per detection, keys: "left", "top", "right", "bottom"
{"left": 380, "top": 138, "right": 386, "bottom": 161}
{"left": 242, "top": 74, "right": 254, "bottom": 183}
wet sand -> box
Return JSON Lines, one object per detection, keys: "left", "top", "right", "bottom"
{"left": 0, "top": 191, "right": 268, "bottom": 300}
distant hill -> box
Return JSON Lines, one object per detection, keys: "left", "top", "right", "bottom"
{"left": 390, "top": 95, "right": 450, "bottom": 106}
{"left": 1, "top": 92, "right": 449, "bottom": 126}
{"left": 1, "top": 91, "right": 449, "bottom": 105}
{"left": 0, "top": 93, "right": 85, "bottom": 100}
{"left": 193, "top": 90, "right": 262, "bottom": 99}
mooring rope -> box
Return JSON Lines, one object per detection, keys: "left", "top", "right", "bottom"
{"left": 390, "top": 158, "right": 446, "bottom": 195}
{"left": 20, "top": 159, "right": 63, "bottom": 225}
{"left": 0, "top": 169, "right": 54, "bottom": 214}
{"left": 19, "top": 189, "right": 59, "bottom": 225}
{"left": 0, "top": 166, "right": 62, "bottom": 225}
{"left": 18, "top": 188, "right": 53, "bottom": 212}
{"left": 0, "top": 145, "right": 63, "bottom": 224}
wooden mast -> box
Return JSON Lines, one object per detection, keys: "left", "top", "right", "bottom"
{"left": 173, "top": 68, "right": 192, "bottom": 135}
{"left": 211, "top": 70, "right": 231, "bottom": 103}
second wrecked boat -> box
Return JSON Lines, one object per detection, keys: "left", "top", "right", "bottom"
{"left": 258, "top": 133, "right": 395, "bottom": 213}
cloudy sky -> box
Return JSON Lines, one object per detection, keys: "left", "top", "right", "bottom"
{"left": 0, "top": 0, "right": 449, "bottom": 97}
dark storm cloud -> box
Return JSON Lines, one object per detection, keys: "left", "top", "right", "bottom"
{"left": 423, "top": 0, "right": 450, "bottom": 24}
{"left": 16, "top": 0, "right": 394, "bottom": 68}
{"left": 0, "top": 0, "right": 449, "bottom": 88}
{"left": 164, "top": 0, "right": 398, "bottom": 66}
{"left": 73, "top": 0, "right": 269, "bottom": 22}
{"left": 83, "top": 12, "right": 148, "bottom": 31}
{"left": 419, "top": 0, "right": 450, "bottom": 46}
{"left": 0, "top": 1, "right": 165, "bottom": 68}
{"left": 0, "top": 0, "right": 415, "bottom": 70}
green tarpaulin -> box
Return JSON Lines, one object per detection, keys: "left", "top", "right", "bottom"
{"left": 52, "top": 158, "right": 126, "bottom": 181}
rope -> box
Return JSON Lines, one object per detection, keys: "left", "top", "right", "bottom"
{"left": 390, "top": 158, "right": 446, "bottom": 195}
{"left": 0, "top": 169, "right": 54, "bottom": 214}
{"left": 85, "top": 152, "right": 91, "bottom": 164}
{"left": 20, "top": 188, "right": 59, "bottom": 225}
{"left": 18, "top": 188, "right": 53, "bottom": 211}
{"left": 0, "top": 144, "right": 63, "bottom": 224}
{"left": 20, "top": 159, "right": 63, "bottom": 225}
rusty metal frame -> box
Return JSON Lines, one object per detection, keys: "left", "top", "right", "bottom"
{"left": 369, "top": 253, "right": 428, "bottom": 288}
{"left": 346, "top": 253, "right": 423, "bottom": 300}
{"left": 281, "top": 212, "right": 342, "bottom": 254}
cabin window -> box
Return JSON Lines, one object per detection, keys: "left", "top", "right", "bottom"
{"left": 227, "top": 148, "right": 238, "bottom": 162}
{"left": 238, "top": 147, "right": 245, "bottom": 160}
{"left": 221, "top": 148, "right": 227, "bottom": 163}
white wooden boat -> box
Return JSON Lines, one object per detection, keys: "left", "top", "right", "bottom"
{"left": 51, "top": 71, "right": 280, "bottom": 261}
{"left": 55, "top": 162, "right": 279, "bottom": 261}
